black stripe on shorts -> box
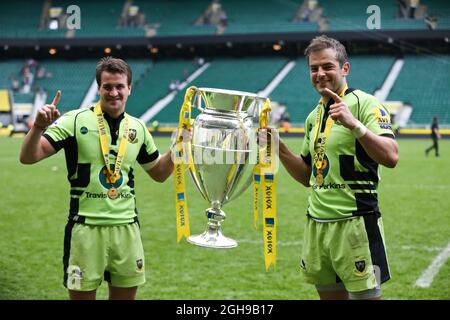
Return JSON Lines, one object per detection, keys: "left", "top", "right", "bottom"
{"left": 362, "top": 212, "right": 390, "bottom": 284}
{"left": 62, "top": 219, "right": 76, "bottom": 288}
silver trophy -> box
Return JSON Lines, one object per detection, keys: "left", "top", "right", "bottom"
{"left": 187, "top": 88, "right": 265, "bottom": 248}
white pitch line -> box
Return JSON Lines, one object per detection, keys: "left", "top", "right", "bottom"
{"left": 414, "top": 240, "right": 450, "bottom": 288}
{"left": 400, "top": 245, "right": 444, "bottom": 253}
{"left": 237, "top": 239, "right": 303, "bottom": 246}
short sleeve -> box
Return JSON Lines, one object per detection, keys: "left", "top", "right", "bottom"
{"left": 137, "top": 122, "right": 160, "bottom": 170}
{"left": 359, "top": 94, "right": 394, "bottom": 137}
{"left": 43, "top": 110, "right": 76, "bottom": 151}
{"left": 300, "top": 112, "right": 314, "bottom": 159}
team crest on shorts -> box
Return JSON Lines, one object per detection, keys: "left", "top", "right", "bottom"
{"left": 67, "top": 265, "right": 83, "bottom": 290}
{"left": 136, "top": 259, "right": 144, "bottom": 272}
{"left": 354, "top": 260, "right": 367, "bottom": 275}
{"left": 128, "top": 128, "right": 138, "bottom": 143}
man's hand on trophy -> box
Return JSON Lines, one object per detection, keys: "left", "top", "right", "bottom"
{"left": 257, "top": 128, "right": 280, "bottom": 163}
{"left": 256, "top": 127, "right": 280, "bottom": 174}
{"left": 257, "top": 128, "right": 279, "bottom": 149}
{"left": 170, "top": 127, "right": 193, "bottom": 152}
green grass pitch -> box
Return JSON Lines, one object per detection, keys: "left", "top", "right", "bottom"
{"left": 0, "top": 137, "right": 448, "bottom": 299}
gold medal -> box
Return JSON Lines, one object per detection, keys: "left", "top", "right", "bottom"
{"left": 108, "top": 187, "right": 119, "bottom": 200}
{"left": 316, "top": 173, "right": 324, "bottom": 186}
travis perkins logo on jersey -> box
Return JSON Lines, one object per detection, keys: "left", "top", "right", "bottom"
{"left": 312, "top": 154, "right": 345, "bottom": 189}
{"left": 312, "top": 182, "right": 346, "bottom": 190}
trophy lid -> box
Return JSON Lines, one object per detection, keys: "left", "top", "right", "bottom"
{"left": 196, "top": 87, "right": 265, "bottom": 113}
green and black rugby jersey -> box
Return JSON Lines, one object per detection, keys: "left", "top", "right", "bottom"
{"left": 300, "top": 89, "right": 395, "bottom": 220}
{"left": 43, "top": 107, "right": 160, "bottom": 225}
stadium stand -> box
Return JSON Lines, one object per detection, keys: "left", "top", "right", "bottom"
{"left": 58, "top": 0, "right": 143, "bottom": 38}
{"left": 322, "top": 0, "right": 418, "bottom": 31}
{"left": 0, "top": 0, "right": 449, "bottom": 130}
{"left": 267, "top": 55, "right": 395, "bottom": 125}
{"left": 1, "top": 0, "right": 448, "bottom": 37}
{"left": 126, "top": 59, "right": 198, "bottom": 118}
{"left": 135, "top": 0, "right": 216, "bottom": 36}
{"left": 0, "top": 0, "right": 65, "bottom": 38}
{"left": 269, "top": 58, "right": 317, "bottom": 124}
{"left": 34, "top": 58, "right": 155, "bottom": 114}
{"left": 223, "top": 0, "right": 318, "bottom": 34}
{"left": 35, "top": 60, "right": 95, "bottom": 112}
{"left": 153, "top": 57, "right": 289, "bottom": 124}
{"left": 388, "top": 55, "right": 450, "bottom": 125}
{"left": 0, "top": 60, "right": 25, "bottom": 88}
{"left": 346, "top": 55, "right": 395, "bottom": 94}
{"left": 0, "top": 60, "right": 40, "bottom": 107}
{"left": 422, "top": 0, "right": 450, "bottom": 30}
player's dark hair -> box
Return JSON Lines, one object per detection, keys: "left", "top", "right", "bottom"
{"left": 96, "top": 56, "right": 132, "bottom": 87}
{"left": 304, "top": 35, "right": 348, "bottom": 67}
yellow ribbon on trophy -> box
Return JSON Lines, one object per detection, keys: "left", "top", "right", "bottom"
{"left": 174, "top": 86, "right": 196, "bottom": 242}
{"left": 253, "top": 98, "right": 277, "bottom": 271}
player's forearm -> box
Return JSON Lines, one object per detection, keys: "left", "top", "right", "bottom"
{"left": 20, "top": 127, "right": 47, "bottom": 164}
{"left": 358, "top": 131, "right": 399, "bottom": 168}
{"left": 147, "top": 151, "right": 174, "bottom": 182}
{"left": 279, "top": 140, "right": 311, "bottom": 187}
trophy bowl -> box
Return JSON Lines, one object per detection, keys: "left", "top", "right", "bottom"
{"left": 187, "top": 88, "right": 265, "bottom": 248}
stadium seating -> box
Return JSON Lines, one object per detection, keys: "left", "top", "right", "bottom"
{"left": 125, "top": 59, "right": 198, "bottom": 118}
{"left": 1, "top": 1, "right": 449, "bottom": 126}
{"left": 321, "top": 0, "right": 449, "bottom": 31}
{"left": 135, "top": 0, "right": 215, "bottom": 36}
{"left": 35, "top": 60, "right": 95, "bottom": 113}
{"left": 0, "top": 0, "right": 65, "bottom": 38}
{"left": 62, "top": 0, "right": 144, "bottom": 38}
{"left": 0, "top": 60, "right": 25, "bottom": 88}
{"left": 269, "top": 58, "right": 317, "bottom": 124}
{"left": 422, "top": 0, "right": 450, "bottom": 30}
{"left": 0, "top": 60, "right": 39, "bottom": 106}
{"left": 388, "top": 55, "right": 450, "bottom": 124}
{"left": 223, "top": 0, "right": 318, "bottom": 34}
{"left": 1, "top": 0, "right": 449, "bottom": 38}
{"left": 268, "top": 56, "right": 394, "bottom": 124}
{"left": 346, "top": 55, "right": 394, "bottom": 94}
{"left": 153, "top": 57, "right": 288, "bottom": 123}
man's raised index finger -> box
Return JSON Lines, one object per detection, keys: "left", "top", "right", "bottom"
{"left": 52, "top": 90, "right": 61, "bottom": 107}
{"left": 323, "top": 88, "right": 342, "bottom": 102}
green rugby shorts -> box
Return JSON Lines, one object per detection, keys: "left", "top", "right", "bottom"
{"left": 63, "top": 220, "right": 145, "bottom": 291}
{"left": 300, "top": 213, "right": 390, "bottom": 292}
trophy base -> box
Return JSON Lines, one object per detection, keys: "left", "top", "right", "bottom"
{"left": 187, "top": 228, "right": 237, "bottom": 249}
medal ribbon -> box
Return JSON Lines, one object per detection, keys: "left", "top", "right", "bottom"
{"left": 312, "top": 86, "right": 347, "bottom": 178}
{"left": 94, "top": 102, "right": 129, "bottom": 188}
{"left": 254, "top": 98, "right": 277, "bottom": 271}
{"left": 174, "top": 86, "right": 196, "bottom": 242}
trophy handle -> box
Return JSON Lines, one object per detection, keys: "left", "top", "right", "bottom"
{"left": 192, "top": 91, "right": 204, "bottom": 112}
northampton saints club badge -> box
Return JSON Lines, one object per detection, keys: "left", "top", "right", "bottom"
{"left": 354, "top": 260, "right": 367, "bottom": 275}
{"left": 128, "top": 128, "right": 138, "bottom": 143}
